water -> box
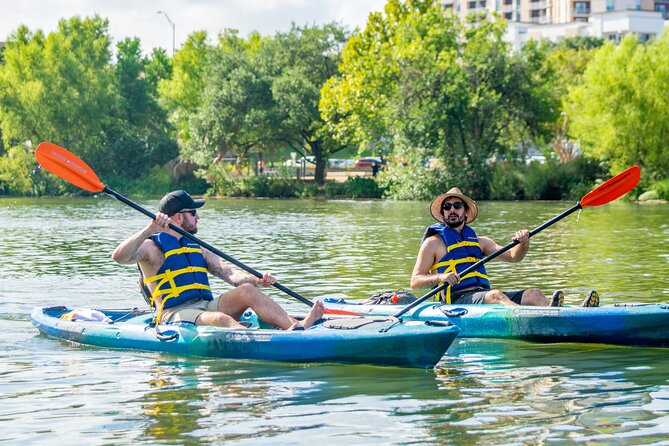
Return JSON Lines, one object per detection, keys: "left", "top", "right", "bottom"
{"left": 2, "top": 196, "right": 669, "bottom": 444}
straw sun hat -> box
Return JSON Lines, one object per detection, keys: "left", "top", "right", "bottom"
{"left": 429, "top": 187, "right": 479, "bottom": 224}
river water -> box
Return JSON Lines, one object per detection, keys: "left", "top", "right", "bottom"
{"left": 2, "top": 196, "right": 669, "bottom": 444}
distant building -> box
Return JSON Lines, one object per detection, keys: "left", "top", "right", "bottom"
{"left": 440, "top": 0, "right": 667, "bottom": 48}
{"left": 505, "top": 9, "right": 665, "bottom": 49}
{"left": 442, "top": 0, "right": 665, "bottom": 22}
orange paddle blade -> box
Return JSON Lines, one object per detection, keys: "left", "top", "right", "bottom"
{"left": 580, "top": 165, "right": 640, "bottom": 208}
{"left": 35, "top": 142, "right": 105, "bottom": 193}
{"left": 323, "top": 308, "right": 363, "bottom": 316}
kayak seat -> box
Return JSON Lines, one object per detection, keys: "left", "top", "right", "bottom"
{"left": 322, "top": 317, "right": 400, "bottom": 330}
{"left": 362, "top": 290, "right": 417, "bottom": 305}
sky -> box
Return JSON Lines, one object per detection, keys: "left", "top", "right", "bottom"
{"left": 0, "top": 0, "right": 387, "bottom": 55}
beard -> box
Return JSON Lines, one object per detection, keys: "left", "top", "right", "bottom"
{"left": 443, "top": 213, "right": 465, "bottom": 228}
{"left": 181, "top": 221, "right": 198, "bottom": 235}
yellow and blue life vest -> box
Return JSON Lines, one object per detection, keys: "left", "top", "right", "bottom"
{"left": 142, "top": 233, "right": 213, "bottom": 319}
{"left": 422, "top": 223, "right": 490, "bottom": 303}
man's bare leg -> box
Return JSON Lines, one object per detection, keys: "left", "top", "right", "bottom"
{"left": 519, "top": 288, "right": 550, "bottom": 306}
{"left": 483, "top": 290, "right": 519, "bottom": 306}
{"left": 217, "top": 283, "right": 321, "bottom": 330}
{"left": 289, "top": 301, "right": 325, "bottom": 330}
{"left": 196, "top": 311, "right": 247, "bottom": 328}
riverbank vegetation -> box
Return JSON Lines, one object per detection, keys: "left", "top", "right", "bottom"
{"left": 0, "top": 0, "right": 667, "bottom": 200}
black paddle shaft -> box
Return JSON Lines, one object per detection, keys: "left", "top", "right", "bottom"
{"left": 393, "top": 202, "right": 583, "bottom": 318}
{"left": 106, "top": 186, "right": 315, "bottom": 308}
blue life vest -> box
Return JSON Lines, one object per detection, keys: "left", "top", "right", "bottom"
{"left": 422, "top": 223, "right": 490, "bottom": 302}
{"left": 143, "top": 233, "right": 213, "bottom": 315}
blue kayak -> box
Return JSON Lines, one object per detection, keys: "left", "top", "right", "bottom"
{"left": 318, "top": 297, "right": 669, "bottom": 347}
{"left": 30, "top": 306, "right": 459, "bottom": 368}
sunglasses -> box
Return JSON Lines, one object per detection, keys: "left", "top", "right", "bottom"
{"left": 442, "top": 202, "right": 464, "bottom": 211}
{"left": 179, "top": 209, "right": 198, "bottom": 216}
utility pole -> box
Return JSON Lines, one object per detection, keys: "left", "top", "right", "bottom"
{"left": 157, "top": 10, "right": 175, "bottom": 57}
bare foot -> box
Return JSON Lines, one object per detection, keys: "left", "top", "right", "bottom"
{"left": 289, "top": 301, "right": 324, "bottom": 330}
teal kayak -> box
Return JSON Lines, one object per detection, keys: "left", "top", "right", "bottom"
{"left": 317, "top": 297, "right": 669, "bottom": 347}
{"left": 30, "top": 306, "right": 459, "bottom": 368}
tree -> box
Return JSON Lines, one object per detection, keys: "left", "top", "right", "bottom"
{"left": 106, "top": 38, "right": 178, "bottom": 178}
{"left": 566, "top": 32, "right": 669, "bottom": 181}
{"left": 183, "top": 30, "right": 276, "bottom": 168}
{"left": 157, "top": 31, "right": 209, "bottom": 143}
{"left": 0, "top": 17, "right": 177, "bottom": 183}
{"left": 0, "top": 16, "right": 116, "bottom": 163}
{"left": 543, "top": 37, "right": 603, "bottom": 163}
{"left": 321, "top": 1, "right": 558, "bottom": 197}
{"left": 262, "top": 23, "right": 350, "bottom": 185}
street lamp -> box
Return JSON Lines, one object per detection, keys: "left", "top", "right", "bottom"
{"left": 157, "top": 10, "right": 175, "bottom": 57}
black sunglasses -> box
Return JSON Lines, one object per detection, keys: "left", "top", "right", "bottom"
{"left": 442, "top": 202, "right": 464, "bottom": 211}
{"left": 179, "top": 209, "right": 198, "bottom": 216}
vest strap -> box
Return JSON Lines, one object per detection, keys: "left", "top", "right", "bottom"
{"left": 143, "top": 266, "right": 209, "bottom": 285}
{"left": 446, "top": 241, "right": 480, "bottom": 253}
{"left": 429, "top": 256, "right": 481, "bottom": 272}
{"left": 164, "top": 246, "right": 203, "bottom": 259}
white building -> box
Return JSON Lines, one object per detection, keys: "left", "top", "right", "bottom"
{"left": 505, "top": 9, "right": 665, "bottom": 49}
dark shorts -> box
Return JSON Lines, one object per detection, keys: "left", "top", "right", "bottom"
{"left": 450, "top": 288, "right": 525, "bottom": 305}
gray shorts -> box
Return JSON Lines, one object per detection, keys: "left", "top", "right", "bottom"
{"left": 451, "top": 289, "right": 525, "bottom": 305}
{"left": 161, "top": 296, "right": 221, "bottom": 324}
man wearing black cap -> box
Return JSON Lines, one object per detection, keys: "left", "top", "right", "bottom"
{"left": 112, "top": 190, "right": 324, "bottom": 329}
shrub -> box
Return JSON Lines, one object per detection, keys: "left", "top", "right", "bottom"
{"left": 345, "top": 176, "right": 383, "bottom": 198}
{"left": 652, "top": 179, "right": 669, "bottom": 200}
{"left": 489, "top": 163, "right": 525, "bottom": 200}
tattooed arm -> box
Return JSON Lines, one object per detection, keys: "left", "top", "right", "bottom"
{"left": 202, "top": 248, "right": 256, "bottom": 286}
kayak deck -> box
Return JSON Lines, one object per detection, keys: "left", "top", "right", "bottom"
{"left": 31, "top": 306, "right": 460, "bottom": 368}
{"left": 318, "top": 296, "right": 669, "bottom": 347}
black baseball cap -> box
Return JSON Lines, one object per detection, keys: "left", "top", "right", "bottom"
{"left": 158, "top": 190, "right": 205, "bottom": 216}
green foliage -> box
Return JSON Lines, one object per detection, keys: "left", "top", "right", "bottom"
{"left": 0, "top": 17, "right": 116, "bottom": 157}
{"left": 180, "top": 25, "right": 350, "bottom": 186}
{"left": 489, "top": 163, "right": 525, "bottom": 200}
{"left": 201, "top": 164, "right": 299, "bottom": 198}
{"left": 0, "top": 145, "right": 69, "bottom": 196}
{"left": 342, "top": 176, "right": 383, "bottom": 198}
{"left": 200, "top": 162, "right": 384, "bottom": 198}
{"left": 322, "top": 181, "right": 348, "bottom": 196}
{"left": 157, "top": 31, "right": 209, "bottom": 141}
{"left": 321, "top": 4, "right": 559, "bottom": 196}
{"left": 262, "top": 24, "right": 351, "bottom": 185}
{"left": 0, "top": 145, "right": 37, "bottom": 195}
{"left": 652, "top": 179, "right": 669, "bottom": 200}
{"left": 566, "top": 32, "right": 669, "bottom": 180}
{"left": 552, "top": 36, "right": 605, "bottom": 51}
{"left": 106, "top": 165, "right": 190, "bottom": 196}
{"left": 488, "top": 156, "right": 606, "bottom": 201}
{"left": 184, "top": 31, "right": 275, "bottom": 166}
{"left": 0, "top": 17, "right": 176, "bottom": 182}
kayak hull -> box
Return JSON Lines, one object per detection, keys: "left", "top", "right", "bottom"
{"left": 318, "top": 297, "right": 669, "bottom": 347}
{"left": 30, "top": 306, "right": 459, "bottom": 368}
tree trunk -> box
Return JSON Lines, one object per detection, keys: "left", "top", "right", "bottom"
{"left": 312, "top": 142, "right": 326, "bottom": 186}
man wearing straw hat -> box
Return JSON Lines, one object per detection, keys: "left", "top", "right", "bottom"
{"left": 410, "top": 187, "right": 565, "bottom": 306}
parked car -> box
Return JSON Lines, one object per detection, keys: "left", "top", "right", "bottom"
{"left": 328, "top": 159, "right": 356, "bottom": 169}
{"left": 284, "top": 156, "right": 315, "bottom": 168}
{"left": 355, "top": 157, "right": 383, "bottom": 168}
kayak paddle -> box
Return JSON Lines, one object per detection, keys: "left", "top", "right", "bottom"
{"left": 35, "top": 141, "right": 357, "bottom": 315}
{"left": 394, "top": 165, "right": 641, "bottom": 318}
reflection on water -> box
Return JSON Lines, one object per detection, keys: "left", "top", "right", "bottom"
{"left": 2, "top": 197, "right": 669, "bottom": 444}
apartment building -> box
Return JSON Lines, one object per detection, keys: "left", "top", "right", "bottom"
{"left": 442, "top": 0, "right": 664, "bottom": 22}
{"left": 441, "top": 0, "right": 666, "bottom": 49}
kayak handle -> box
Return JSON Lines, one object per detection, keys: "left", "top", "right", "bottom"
{"left": 439, "top": 307, "right": 469, "bottom": 318}
{"left": 424, "top": 320, "right": 454, "bottom": 327}
{"left": 155, "top": 329, "right": 179, "bottom": 342}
